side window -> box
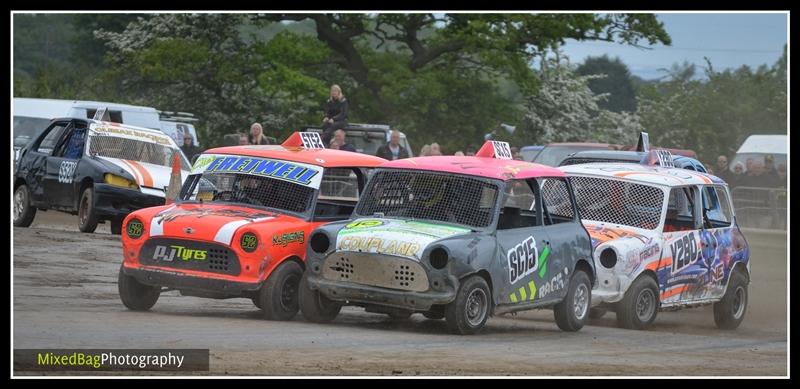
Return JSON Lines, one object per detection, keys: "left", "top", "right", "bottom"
{"left": 664, "top": 187, "right": 698, "bottom": 232}
{"left": 315, "top": 168, "right": 360, "bottom": 219}
{"left": 36, "top": 123, "right": 69, "bottom": 154}
{"left": 702, "top": 186, "right": 732, "bottom": 228}
{"left": 497, "top": 179, "right": 540, "bottom": 230}
{"left": 54, "top": 126, "right": 87, "bottom": 159}
{"left": 540, "top": 177, "right": 575, "bottom": 225}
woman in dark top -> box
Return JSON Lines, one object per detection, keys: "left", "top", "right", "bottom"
{"left": 321, "top": 84, "right": 348, "bottom": 144}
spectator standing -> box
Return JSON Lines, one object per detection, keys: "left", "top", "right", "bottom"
{"left": 429, "top": 143, "right": 443, "bottom": 156}
{"left": 248, "top": 123, "right": 271, "bottom": 145}
{"left": 777, "top": 163, "right": 787, "bottom": 188}
{"left": 321, "top": 84, "right": 349, "bottom": 145}
{"left": 419, "top": 144, "right": 431, "bottom": 156}
{"left": 762, "top": 155, "right": 781, "bottom": 188}
{"left": 180, "top": 133, "right": 201, "bottom": 162}
{"left": 375, "top": 130, "right": 409, "bottom": 160}
{"left": 454, "top": 151, "right": 465, "bottom": 156}
{"left": 329, "top": 129, "right": 357, "bottom": 152}
{"left": 715, "top": 155, "right": 734, "bottom": 184}
{"left": 729, "top": 162, "right": 745, "bottom": 188}
{"left": 239, "top": 133, "right": 249, "bottom": 145}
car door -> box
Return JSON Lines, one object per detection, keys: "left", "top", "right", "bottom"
{"left": 697, "top": 185, "right": 742, "bottom": 301}
{"left": 659, "top": 185, "right": 704, "bottom": 305}
{"left": 538, "top": 176, "right": 592, "bottom": 304}
{"left": 42, "top": 121, "right": 81, "bottom": 209}
{"left": 495, "top": 179, "right": 553, "bottom": 306}
{"left": 22, "top": 121, "right": 71, "bottom": 206}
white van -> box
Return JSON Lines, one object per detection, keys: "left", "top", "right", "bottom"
{"left": 730, "top": 134, "right": 788, "bottom": 172}
{"left": 13, "top": 98, "right": 163, "bottom": 159}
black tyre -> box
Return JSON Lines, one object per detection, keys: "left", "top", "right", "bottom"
{"left": 13, "top": 184, "right": 36, "bottom": 227}
{"left": 78, "top": 187, "right": 99, "bottom": 233}
{"left": 445, "top": 275, "right": 491, "bottom": 335}
{"left": 298, "top": 272, "right": 341, "bottom": 323}
{"left": 258, "top": 260, "right": 303, "bottom": 320}
{"left": 118, "top": 265, "right": 160, "bottom": 311}
{"left": 423, "top": 305, "right": 445, "bottom": 320}
{"left": 589, "top": 307, "right": 608, "bottom": 319}
{"left": 554, "top": 270, "right": 591, "bottom": 332}
{"left": 714, "top": 270, "right": 748, "bottom": 330}
{"left": 386, "top": 310, "right": 413, "bottom": 320}
{"left": 252, "top": 297, "right": 262, "bottom": 309}
{"left": 110, "top": 219, "right": 123, "bottom": 235}
{"left": 616, "top": 275, "right": 660, "bottom": 330}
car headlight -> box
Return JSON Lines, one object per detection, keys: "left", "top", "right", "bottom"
{"left": 105, "top": 174, "right": 139, "bottom": 190}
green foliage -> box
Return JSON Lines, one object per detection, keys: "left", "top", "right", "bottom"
{"left": 638, "top": 46, "right": 787, "bottom": 162}
{"left": 576, "top": 55, "right": 637, "bottom": 113}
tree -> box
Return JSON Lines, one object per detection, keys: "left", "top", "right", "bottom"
{"left": 518, "top": 54, "right": 642, "bottom": 145}
{"left": 576, "top": 55, "right": 637, "bottom": 113}
{"left": 252, "top": 13, "right": 671, "bottom": 107}
{"left": 637, "top": 47, "right": 787, "bottom": 161}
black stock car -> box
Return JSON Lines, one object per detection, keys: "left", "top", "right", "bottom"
{"left": 13, "top": 118, "right": 189, "bottom": 234}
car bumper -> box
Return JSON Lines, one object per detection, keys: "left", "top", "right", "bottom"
{"left": 306, "top": 272, "right": 456, "bottom": 311}
{"left": 122, "top": 265, "right": 262, "bottom": 296}
{"left": 94, "top": 183, "right": 165, "bottom": 219}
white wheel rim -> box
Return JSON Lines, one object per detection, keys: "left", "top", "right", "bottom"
{"left": 733, "top": 286, "right": 746, "bottom": 319}
{"left": 14, "top": 188, "right": 26, "bottom": 220}
{"left": 636, "top": 289, "right": 656, "bottom": 322}
{"left": 465, "top": 288, "right": 488, "bottom": 326}
{"left": 574, "top": 284, "right": 589, "bottom": 320}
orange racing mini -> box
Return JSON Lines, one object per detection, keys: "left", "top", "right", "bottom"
{"left": 118, "top": 132, "right": 385, "bottom": 320}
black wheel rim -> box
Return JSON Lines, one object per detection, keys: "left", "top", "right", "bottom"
{"left": 465, "top": 288, "right": 488, "bottom": 326}
{"left": 733, "top": 286, "right": 746, "bottom": 319}
{"left": 280, "top": 274, "right": 300, "bottom": 310}
{"left": 636, "top": 288, "right": 656, "bottom": 322}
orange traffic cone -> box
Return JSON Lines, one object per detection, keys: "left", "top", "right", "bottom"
{"left": 165, "top": 153, "right": 182, "bottom": 205}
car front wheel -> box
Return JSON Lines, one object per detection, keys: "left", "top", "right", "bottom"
{"left": 298, "top": 272, "right": 341, "bottom": 323}
{"left": 13, "top": 184, "right": 36, "bottom": 227}
{"left": 445, "top": 275, "right": 491, "bottom": 335}
{"left": 118, "top": 266, "right": 160, "bottom": 311}
{"left": 78, "top": 187, "right": 99, "bottom": 233}
{"left": 553, "top": 270, "right": 591, "bottom": 331}
{"left": 258, "top": 260, "right": 303, "bottom": 321}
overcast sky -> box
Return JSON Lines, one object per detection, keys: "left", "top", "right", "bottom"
{"left": 559, "top": 13, "right": 788, "bottom": 80}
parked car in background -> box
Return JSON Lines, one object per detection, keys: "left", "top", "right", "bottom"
{"left": 303, "top": 123, "right": 414, "bottom": 158}
{"left": 532, "top": 142, "right": 622, "bottom": 167}
{"left": 14, "top": 118, "right": 190, "bottom": 234}
{"left": 520, "top": 145, "right": 544, "bottom": 162}
{"left": 300, "top": 141, "right": 595, "bottom": 335}
{"left": 158, "top": 111, "right": 201, "bottom": 147}
{"left": 13, "top": 98, "right": 163, "bottom": 161}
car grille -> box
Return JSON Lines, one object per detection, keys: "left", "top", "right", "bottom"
{"left": 139, "top": 238, "right": 241, "bottom": 276}
{"left": 321, "top": 252, "right": 429, "bottom": 292}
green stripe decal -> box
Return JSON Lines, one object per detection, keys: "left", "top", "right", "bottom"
{"left": 509, "top": 293, "right": 518, "bottom": 303}
{"left": 538, "top": 245, "right": 551, "bottom": 278}
{"left": 518, "top": 286, "right": 527, "bottom": 301}
{"left": 528, "top": 280, "right": 537, "bottom": 300}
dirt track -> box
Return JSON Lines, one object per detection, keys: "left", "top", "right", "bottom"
{"left": 13, "top": 212, "right": 788, "bottom": 376}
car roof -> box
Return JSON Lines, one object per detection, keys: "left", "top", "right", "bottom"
{"left": 380, "top": 156, "right": 565, "bottom": 180}
{"left": 544, "top": 142, "right": 620, "bottom": 148}
{"left": 521, "top": 145, "right": 544, "bottom": 151}
{"left": 564, "top": 150, "right": 643, "bottom": 162}
{"left": 85, "top": 119, "right": 180, "bottom": 148}
{"left": 201, "top": 145, "right": 387, "bottom": 168}
{"left": 560, "top": 163, "right": 724, "bottom": 187}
